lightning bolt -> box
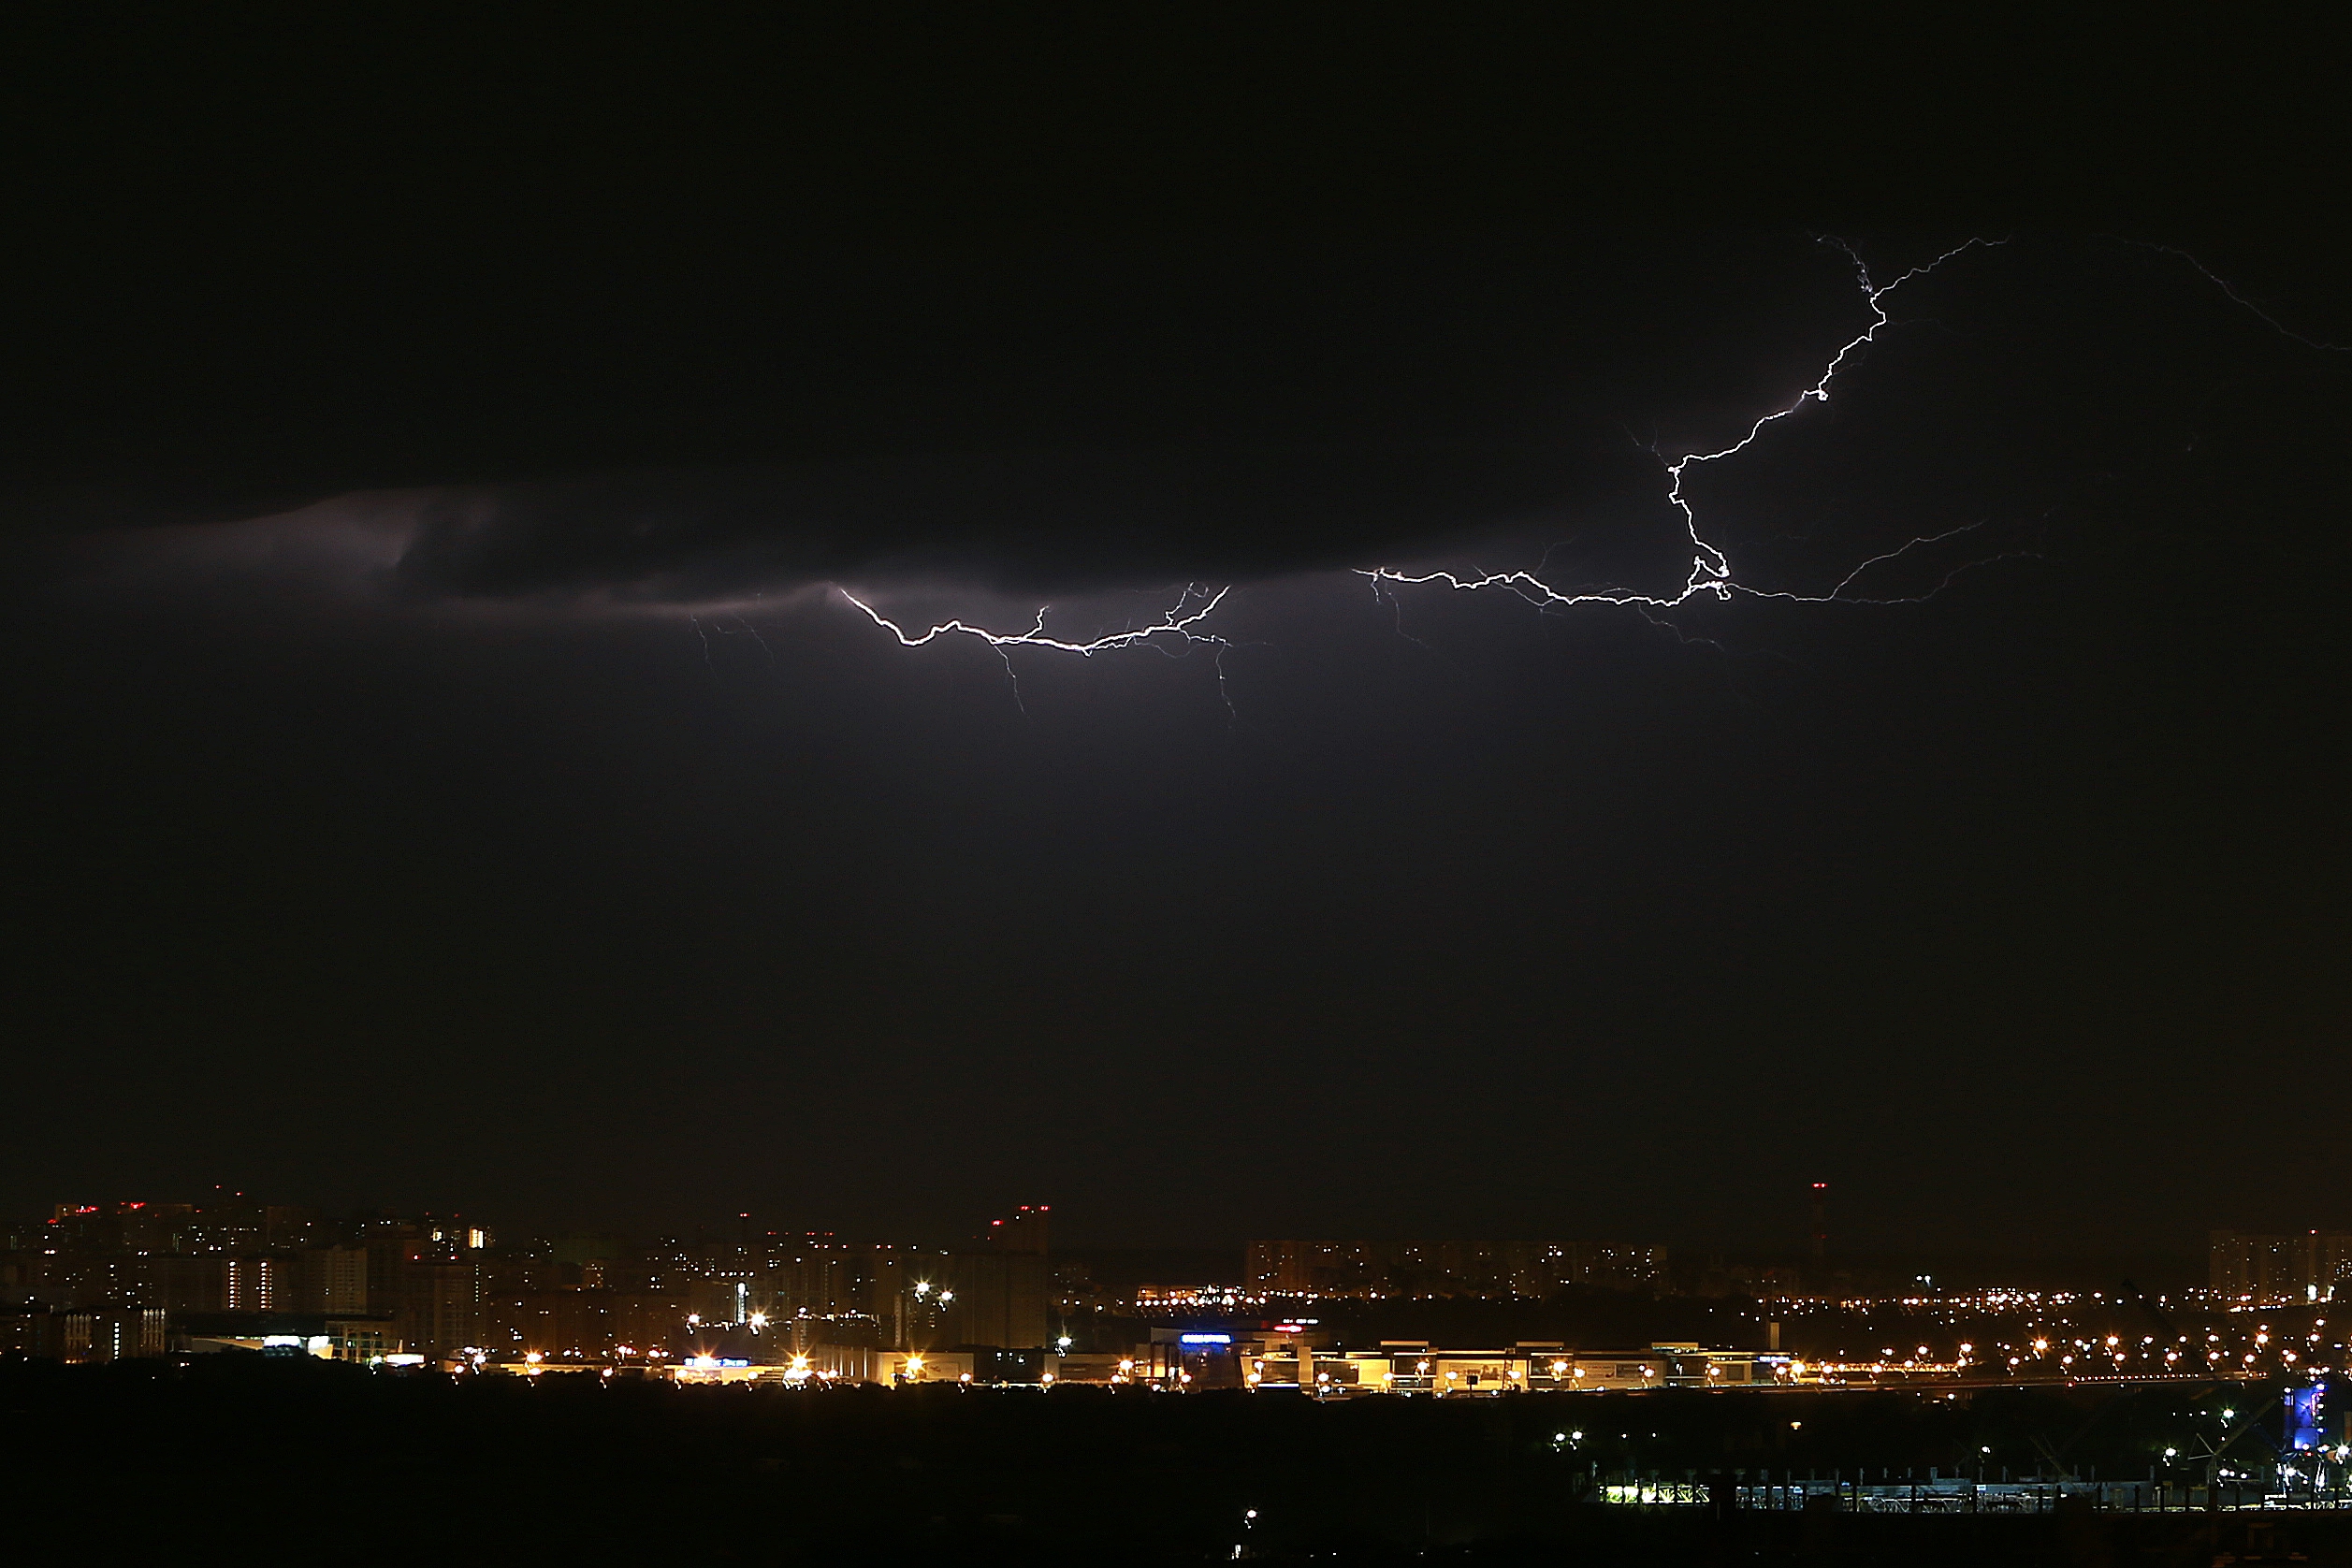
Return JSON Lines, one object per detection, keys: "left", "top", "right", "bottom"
{"left": 831, "top": 236, "right": 2335, "bottom": 680}
{"left": 837, "top": 581, "right": 1233, "bottom": 656}
{"left": 1361, "top": 237, "right": 2006, "bottom": 617}
{"left": 836, "top": 581, "right": 1244, "bottom": 719}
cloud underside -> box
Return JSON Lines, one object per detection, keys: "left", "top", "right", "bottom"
{"left": 386, "top": 438, "right": 1683, "bottom": 603}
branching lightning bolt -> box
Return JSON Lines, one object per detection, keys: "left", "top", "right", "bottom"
{"left": 824, "top": 236, "right": 2336, "bottom": 689}
{"left": 837, "top": 582, "right": 1234, "bottom": 656}
{"left": 836, "top": 582, "right": 1245, "bottom": 719}
{"left": 1360, "top": 237, "right": 2006, "bottom": 617}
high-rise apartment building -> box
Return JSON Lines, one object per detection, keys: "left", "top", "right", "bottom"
{"left": 399, "top": 1262, "right": 480, "bottom": 1355}
{"left": 943, "top": 1210, "right": 1053, "bottom": 1348}
{"left": 299, "top": 1246, "right": 369, "bottom": 1314}
{"left": 2210, "top": 1230, "right": 2352, "bottom": 1302}
{"left": 59, "top": 1307, "right": 167, "bottom": 1363}
{"left": 221, "top": 1255, "right": 288, "bottom": 1312}
{"left": 946, "top": 1252, "right": 1049, "bottom": 1349}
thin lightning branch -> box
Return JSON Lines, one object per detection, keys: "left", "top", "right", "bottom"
{"left": 2136, "top": 242, "right": 2350, "bottom": 356}
{"left": 1726, "top": 518, "right": 2009, "bottom": 606}
{"left": 995, "top": 645, "right": 1028, "bottom": 716}
{"left": 1819, "top": 520, "right": 1994, "bottom": 600}
{"left": 1368, "top": 573, "right": 1440, "bottom": 654}
{"left": 735, "top": 616, "right": 777, "bottom": 668}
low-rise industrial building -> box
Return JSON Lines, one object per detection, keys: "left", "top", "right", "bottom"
{"left": 719, "top": 1336, "right": 1793, "bottom": 1395}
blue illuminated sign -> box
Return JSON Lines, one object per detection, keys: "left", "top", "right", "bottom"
{"left": 1178, "top": 1332, "right": 1232, "bottom": 1345}
{"left": 2286, "top": 1384, "right": 2325, "bottom": 1452}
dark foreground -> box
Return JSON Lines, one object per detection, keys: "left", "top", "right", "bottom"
{"left": 2, "top": 1358, "right": 2344, "bottom": 1565}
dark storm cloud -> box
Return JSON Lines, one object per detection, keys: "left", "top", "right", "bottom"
{"left": 13, "top": 230, "right": 2300, "bottom": 648}
{"left": 6, "top": 227, "right": 1894, "bottom": 603}
{"left": 50, "top": 233, "right": 2303, "bottom": 619}
{"left": 385, "top": 437, "right": 1678, "bottom": 603}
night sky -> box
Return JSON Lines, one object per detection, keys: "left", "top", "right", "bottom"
{"left": 4, "top": 13, "right": 2344, "bottom": 1270}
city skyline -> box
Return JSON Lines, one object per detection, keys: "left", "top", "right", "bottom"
{"left": 14, "top": 1192, "right": 2348, "bottom": 1395}
{"left": 21, "top": 1189, "right": 2352, "bottom": 1298}
{"left": 17, "top": 1177, "right": 2346, "bottom": 1286}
